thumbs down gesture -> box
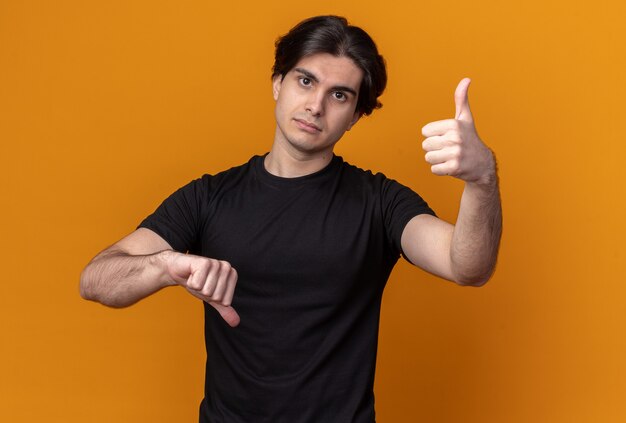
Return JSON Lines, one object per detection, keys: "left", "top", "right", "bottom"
{"left": 421, "top": 78, "right": 496, "bottom": 185}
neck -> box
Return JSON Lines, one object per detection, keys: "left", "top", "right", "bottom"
{"left": 264, "top": 129, "right": 335, "bottom": 178}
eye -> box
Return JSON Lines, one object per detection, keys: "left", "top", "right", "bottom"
{"left": 332, "top": 91, "right": 347, "bottom": 101}
{"left": 299, "top": 77, "right": 312, "bottom": 86}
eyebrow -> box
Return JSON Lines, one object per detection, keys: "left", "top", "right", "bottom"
{"left": 293, "top": 67, "right": 358, "bottom": 97}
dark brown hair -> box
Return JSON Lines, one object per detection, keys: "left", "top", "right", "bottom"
{"left": 272, "top": 16, "right": 387, "bottom": 116}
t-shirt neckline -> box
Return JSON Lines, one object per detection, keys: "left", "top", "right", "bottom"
{"left": 254, "top": 153, "right": 342, "bottom": 188}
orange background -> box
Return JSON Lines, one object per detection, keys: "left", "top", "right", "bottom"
{"left": 1, "top": 0, "right": 624, "bottom": 421}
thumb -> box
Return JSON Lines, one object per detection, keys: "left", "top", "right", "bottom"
{"left": 454, "top": 77, "right": 473, "bottom": 122}
{"left": 210, "top": 302, "right": 241, "bottom": 327}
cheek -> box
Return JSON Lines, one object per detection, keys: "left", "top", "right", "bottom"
{"left": 334, "top": 111, "right": 356, "bottom": 131}
{"left": 276, "top": 93, "right": 298, "bottom": 116}
{"left": 274, "top": 96, "right": 289, "bottom": 120}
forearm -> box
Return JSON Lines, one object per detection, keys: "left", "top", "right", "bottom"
{"left": 450, "top": 171, "right": 502, "bottom": 285}
{"left": 79, "top": 249, "right": 177, "bottom": 307}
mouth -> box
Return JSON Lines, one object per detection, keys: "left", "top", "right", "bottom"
{"left": 293, "top": 118, "right": 322, "bottom": 133}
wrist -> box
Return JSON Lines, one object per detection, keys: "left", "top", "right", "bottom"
{"left": 468, "top": 150, "right": 498, "bottom": 188}
{"left": 153, "top": 249, "right": 180, "bottom": 287}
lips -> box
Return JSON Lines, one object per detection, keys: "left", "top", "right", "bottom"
{"left": 294, "top": 118, "right": 322, "bottom": 133}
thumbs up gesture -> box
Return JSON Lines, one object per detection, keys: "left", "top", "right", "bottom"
{"left": 421, "top": 78, "right": 495, "bottom": 185}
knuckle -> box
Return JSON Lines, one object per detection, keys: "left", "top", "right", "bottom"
{"left": 201, "top": 280, "right": 215, "bottom": 295}
{"left": 201, "top": 258, "right": 214, "bottom": 270}
{"left": 449, "top": 133, "right": 461, "bottom": 143}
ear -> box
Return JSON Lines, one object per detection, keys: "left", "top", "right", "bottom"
{"left": 346, "top": 111, "right": 362, "bottom": 131}
{"left": 272, "top": 74, "right": 282, "bottom": 100}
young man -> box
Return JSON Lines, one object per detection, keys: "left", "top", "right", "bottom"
{"left": 80, "top": 15, "right": 501, "bottom": 422}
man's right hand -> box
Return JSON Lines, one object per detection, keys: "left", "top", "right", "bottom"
{"left": 165, "top": 251, "right": 240, "bottom": 327}
{"left": 81, "top": 228, "right": 240, "bottom": 328}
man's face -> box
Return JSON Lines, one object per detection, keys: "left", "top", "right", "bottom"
{"left": 272, "top": 53, "right": 363, "bottom": 157}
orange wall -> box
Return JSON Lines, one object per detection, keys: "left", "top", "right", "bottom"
{"left": 1, "top": 1, "right": 624, "bottom": 421}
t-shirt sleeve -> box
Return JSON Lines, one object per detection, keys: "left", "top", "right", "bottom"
{"left": 137, "top": 175, "right": 210, "bottom": 253}
{"left": 381, "top": 178, "right": 436, "bottom": 258}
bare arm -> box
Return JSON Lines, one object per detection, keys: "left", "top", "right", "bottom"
{"left": 450, "top": 177, "right": 502, "bottom": 284}
{"left": 79, "top": 228, "right": 176, "bottom": 307}
{"left": 401, "top": 78, "right": 502, "bottom": 286}
{"left": 401, "top": 176, "right": 502, "bottom": 286}
{"left": 80, "top": 228, "right": 240, "bottom": 326}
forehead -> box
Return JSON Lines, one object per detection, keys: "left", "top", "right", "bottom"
{"left": 291, "top": 53, "right": 363, "bottom": 92}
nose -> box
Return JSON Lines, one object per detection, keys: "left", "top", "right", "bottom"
{"left": 305, "top": 91, "right": 324, "bottom": 116}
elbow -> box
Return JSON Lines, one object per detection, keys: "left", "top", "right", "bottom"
{"left": 455, "top": 274, "right": 491, "bottom": 287}
{"left": 79, "top": 266, "right": 95, "bottom": 301}
{"left": 79, "top": 268, "right": 105, "bottom": 303}
{"left": 452, "top": 266, "right": 495, "bottom": 287}
{"left": 450, "top": 254, "right": 497, "bottom": 287}
{"left": 79, "top": 266, "right": 128, "bottom": 308}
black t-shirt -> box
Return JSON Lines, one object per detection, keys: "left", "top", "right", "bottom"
{"left": 139, "top": 155, "right": 435, "bottom": 422}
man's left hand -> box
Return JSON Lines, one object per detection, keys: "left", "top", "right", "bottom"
{"left": 421, "top": 78, "right": 495, "bottom": 185}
